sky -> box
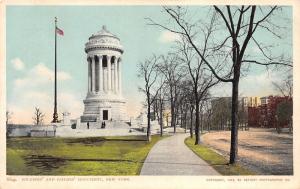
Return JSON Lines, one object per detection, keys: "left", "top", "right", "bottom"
{"left": 6, "top": 6, "right": 292, "bottom": 124}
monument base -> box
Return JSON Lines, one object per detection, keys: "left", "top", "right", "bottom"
{"left": 80, "top": 115, "right": 97, "bottom": 122}
{"left": 82, "top": 94, "right": 128, "bottom": 122}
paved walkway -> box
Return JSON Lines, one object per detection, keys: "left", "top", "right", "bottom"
{"left": 140, "top": 133, "right": 220, "bottom": 175}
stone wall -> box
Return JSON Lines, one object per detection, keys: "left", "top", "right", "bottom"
{"left": 7, "top": 124, "right": 57, "bottom": 137}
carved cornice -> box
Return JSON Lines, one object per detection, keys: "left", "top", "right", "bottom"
{"left": 87, "top": 37, "right": 120, "bottom": 45}
{"left": 85, "top": 46, "right": 123, "bottom": 54}
{"left": 83, "top": 99, "right": 126, "bottom": 104}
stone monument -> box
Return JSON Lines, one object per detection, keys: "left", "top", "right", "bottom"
{"left": 81, "top": 26, "right": 127, "bottom": 123}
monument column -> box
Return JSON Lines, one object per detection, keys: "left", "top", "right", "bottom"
{"left": 111, "top": 57, "right": 115, "bottom": 92}
{"left": 88, "top": 58, "right": 91, "bottom": 93}
{"left": 118, "top": 59, "right": 122, "bottom": 94}
{"left": 114, "top": 57, "right": 119, "bottom": 93}
{"left": 107, "top": 56, "right": 112, "bottom": 91}
{"left": 91, "top": 56, "right": 95, "bottom": 92}
{"left": 99, "top": 56, "right": 103, "bottom": 92}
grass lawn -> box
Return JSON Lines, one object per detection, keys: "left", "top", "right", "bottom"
{"left": 7, "top": 135, "right": 164, "bottom": 175}
{"left": 185, "top": 137, "right": 255, "bottom": 175}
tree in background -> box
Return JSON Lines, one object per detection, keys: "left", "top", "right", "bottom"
{"left": 138, "top": 55, "right": 164, "bottom": 142}
{"left": 276, "top": 100, "right": 293, "bottom": 134}
{"left": 6, "top": 110, "right": 13, "bottom": 137}
{"left": 152, "top": 81, "right": 167, "bottom": 137}
{"left": 32, "top": 107, "right": 45, "bottom": 126}
{"left": 6, "top": 110, "right": 13, "bottom": 125}
{"left": 158, "top": 54, "right": 184, "bottom": 133}
{"left": 177, "top": 37, "right": 218, "bottom": 145}
{"left": 273, "top": 74, "right": 293, "bottom": 98}
{"left": 211, "top": 97, "right": 231, "bottom": 130}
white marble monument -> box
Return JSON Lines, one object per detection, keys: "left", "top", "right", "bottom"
{"left": 81, "top": 26, "right": 127, "bottom": 123}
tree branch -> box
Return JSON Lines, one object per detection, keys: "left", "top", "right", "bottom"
{"left": 242, "top": 60, "right": 293, "bottom": 67}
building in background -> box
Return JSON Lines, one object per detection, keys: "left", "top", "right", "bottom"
{"left": 211, "top": 95, "right": 292, "bottom": 129}
{"left": 248, "top": 96, "right": 292, "bottom": 128}
{"left": 247, "top": 96, "right": 261, "bottom": 107}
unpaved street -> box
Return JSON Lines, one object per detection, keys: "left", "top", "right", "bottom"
{"left": 201, "top": 128, "right": 293, "bottom": 175}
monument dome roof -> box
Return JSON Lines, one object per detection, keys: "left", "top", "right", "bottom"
{"left": 90, "top": 25, "right": 117, "bottom": 39}
{"left": 85, "top": 25, "right": 123, "bottom": 54}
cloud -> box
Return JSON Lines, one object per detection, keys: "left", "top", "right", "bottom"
{"left": 13, "top": 63, "right": 71, "bottom": 90}
{"left": 11, "top": 58, "right": 25, "bottom": 70}
{"left": 33, "top": 63, "right": 72, "bottom": 81}
{"left": 239, "top": 71, "right": 281, "bottom": 97}
{"left": 24, "top": 91, "right": 52, "bottom": 104}
{"left": 159, "top": 30, "right": 181, "bottom": 43}
{"left": 7, "top": 93, "right": 52, "bottom": 125}
{"left": 210, "top": 71, "right": 284, "bottom": 98}
{"left": 58, "top": 92, "right": 83, "bottom": 119}
{"left": 210, "top": 82, "right": 231, "bottom": 97}
{"left": 7, "top": 62, "right": 77, "bottom": 124}
{"left": 8, "top": 91, "right": 83, "bottom": 124}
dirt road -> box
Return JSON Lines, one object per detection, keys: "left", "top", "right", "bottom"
{"left": 201, "top": 128, "right": 293, "bottom": 175}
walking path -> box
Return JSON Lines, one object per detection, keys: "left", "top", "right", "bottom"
{"left": 140, "top": 133, "right": 220, "bottom": 175}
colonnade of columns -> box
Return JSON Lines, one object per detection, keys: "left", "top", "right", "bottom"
{"left": 87, "top": 55, "right": 122, "bottom": 94}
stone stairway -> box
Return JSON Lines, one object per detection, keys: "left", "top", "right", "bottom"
{"left": 75, "top": 121, "right": 130, "bottom": 130}
{"left": 55, "top": 121, "right": 140, "bottom": 137}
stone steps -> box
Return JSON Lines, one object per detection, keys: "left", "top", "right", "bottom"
{"left": 74, "top": 121, "right": 130, "bottom": 130}
{"left": 55, "top": 125, "right": 144, "bottom": 137}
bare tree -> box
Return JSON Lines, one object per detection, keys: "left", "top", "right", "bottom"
{"left": 199, "top": 95, "right": 212, "bottom": 134}
{"left": 33, "top": 107, "right": 45, "bottom": 126}
{"left": 276, "top": 100, "right": 293, "bottom": 133}
{"left": 6, "top": 110, "right": 13, "bottom": 125}
{"left": 186, "top": 82, "right": 196, "bottom": 138}
{"left": 273, "top": 74, "right": 293, "bottom": 98}
{"left": 147, "top": 5, "right": 292, "bottom": 164}
{"left": 157, "top": 54, "right": 184, "bottom": 133}
{"left": 203, "top": 99, "right": 213, "bottom": 132}
{"left": 177, "top": 37, "right": 218, "bottom": 145}
{"left": 138, "top": 55, "right": 164, "bottom": 142}
{"left": 175, "top": 79, "right": 191, "bottom": 133}
{"left": 211, "top": 97, "right": 231, "bottom": 130}
{"left": 152, "top": 82, "right": 167, "bottom": 137}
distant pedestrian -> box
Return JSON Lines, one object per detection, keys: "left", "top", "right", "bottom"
{"left": 103, "top": 122, "right": 106, "bottom": 128}
{"left": 87, "top": 121, "right": 90, "bottom": 129}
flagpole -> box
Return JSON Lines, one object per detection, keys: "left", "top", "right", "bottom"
{"left": 52, "top": 17, "right": 58, "bottom": 123}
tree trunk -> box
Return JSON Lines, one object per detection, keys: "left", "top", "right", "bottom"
{"left": 208, "top": 116, "right": 211, "bottom": 132}
{"left": 170, "top": 86, "right": 176, "bottom": 133}
{"left": 171, "top": 101, "right": 176, "bottom": 133}
{"left": 184, "top": 110, "right": 187, "bottom": 133}
{"left": 289, "top": 117, "right": 292, "bottom": 134}
{"left": 229, "top": 78, "right": 240, "bottom": 164}
{"left": 180, "top": 106, "right": 183, "bottom": 128}
{"left": 195, "top": 99, "right": 200, "bottom": 145}
{"left": 147, "top": 94, "right": 151, "bottom": 142}
{"left": 167, "top": 115, "right": 169, "bottom": 127}
{"left": 200, "top": 111, "right": 203, "bottom": 134}
{"left": 160, "top": 99, "right": 163, "bottom": 137}
{"left": 199, "top": 103, "right": 202, "bottom": 134}
{"left": 190, "top": 107, "right": 194, "bottom": 138}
